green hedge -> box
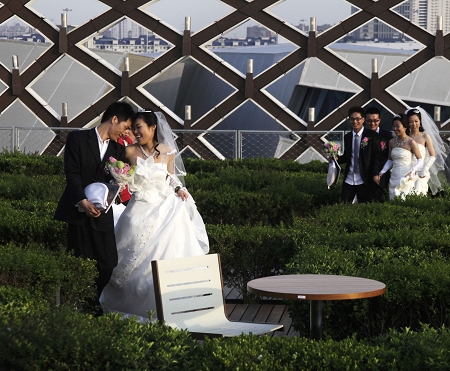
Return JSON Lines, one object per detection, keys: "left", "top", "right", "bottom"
{"left": 0, "top": 152, "right": 328, "bottom": 178}
{"left": 2, "top": 303, "right": 450, "bottom": 371}
{"left": 286, "top": 244, "right": 450, "bottom": 340}
{"left": 207, "top": 224, "right": 297, "bottom": 301}
{"left": 284, "top": 199, "right": 450, "bottom": 340}
{"left": 0, "top": 305, "right": 198, "bottom": 371}
{"left": 3, "top": 151, "right": 450, "bottom": 365}
{"left": 184, "top": 158, "right": 328, "bottom": 174}
{"left": 0, "top": 173, "right": 65, "bottom": 202}
{"left": 0, "top": 150, "right": 64, "bottom": 175}
{"left": 196, "top": 189, "right": 311, "bottom": 226}
{"left": 188, "top": 169, "right": 339, "bottom": 226}
{"left": 199, "top": 326, "right": 450, "bottom": 371}
{"left": 0, "top": 243, "right": 97, "bottom": 306}
{"left": 299, "top": 201, "right": 450, "bottom": 256}
{"left": 0, "top": 200, "right": 66, "bottom": 249}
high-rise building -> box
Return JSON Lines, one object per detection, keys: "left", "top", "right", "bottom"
{"left": 351, "top": 0, "right": 449, "bottom": 41}
{"left": 410, "top": 0, "right": 450, "bottom": 34}
{"left": 410, "top": 0, "right": 427, "bottom": 30}
{"left": 350, "top": 5, "right": 409, "bottom": 41}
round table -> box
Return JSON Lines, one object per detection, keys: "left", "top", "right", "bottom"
{"left": 247, "top": 274, "right": 386, "bottom": 339}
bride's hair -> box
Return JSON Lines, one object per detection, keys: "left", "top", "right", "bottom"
{"left": 133, "top": 110, "right": 161, "bottom": 158}
{"left": 392, "top": 113, "right": 409, "bottom": 133}
{"left": 406, "top": 108, "right": 424, "bottom": 132}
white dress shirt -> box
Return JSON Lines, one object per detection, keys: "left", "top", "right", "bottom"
{"left": 345, "top": 130, "right": 364, "bottom": 186}
{"left": 95, "top": 127, "right": 110, "bottom": 161}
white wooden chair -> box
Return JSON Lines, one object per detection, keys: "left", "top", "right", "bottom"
{"left": 151, "top": 253, "right": 284, "bottom": 339}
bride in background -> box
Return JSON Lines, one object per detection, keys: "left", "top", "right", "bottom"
{"left": 101, "top": 110, "right": 209, "bottom": 319}
{"left": 406, "top": 107, "right": 449, "bottom": 195}
{"left": 376, "top": 114, "right": 422, "bottom": 200}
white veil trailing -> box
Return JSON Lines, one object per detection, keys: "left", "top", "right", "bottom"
{"left": 406, "top": 106, "right": 450, "bottom": 194}
{"left": 154, "top": 112, "right": 187, "bottom": 184}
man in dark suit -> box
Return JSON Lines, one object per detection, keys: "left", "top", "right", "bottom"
{"left": 334, "top": 106, "right": 381, "bottom": 203}
{"left": 365, "top": 107, "right": 392, "bottom": 201}
{"left": 54, "top": 101, "right": 135, "bottom": 314}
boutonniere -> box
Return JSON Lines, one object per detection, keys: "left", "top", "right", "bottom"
{"left": 361, "top": 137, "right": 369, "bottom": 149}
{"left": 380, "top": 141, "right": 387, "bottom": 151}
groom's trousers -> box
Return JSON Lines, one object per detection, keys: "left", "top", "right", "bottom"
{"left": 68, "top": 221, "right": 118, "bottom": 303}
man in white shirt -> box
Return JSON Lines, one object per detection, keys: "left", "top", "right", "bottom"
{"left": 54, "top": 101, "right": 134, "bottom": 315}
{"left": 336, "top": 106, "right": 381, "bottom": 203}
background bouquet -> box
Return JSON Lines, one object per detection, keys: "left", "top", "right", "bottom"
{"left": 323, "top": 142, "right": 341, "bottom": 189}
{"left": 323, "top": 141, "right": 341, "bottom": 158}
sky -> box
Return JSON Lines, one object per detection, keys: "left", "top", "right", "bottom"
{"left": 17, "top": 0, "right": 352, "bottom": 37}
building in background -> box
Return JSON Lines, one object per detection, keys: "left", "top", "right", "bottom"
{"left": 246, "top": 25, "right": 276, "bottom": 38}
{"left": 294, "top": 22, "right": 332, "bottom": 34}
{"left": 210, "top": 25, "right": 278, "bottom": 48}
{"left": 0, "top": 22, "right": 33, "bottom": 38}
{"left": 410, "top": 0, "right": 450, "bottom": 34}
{"left": 92, "top": 34, "right": 170, "bottom": 54}
{"left": 350, "top": 0, "right": 449, "bottom": 42}
{"left": 350, "top": 4, "right": 410, "bottom": 42}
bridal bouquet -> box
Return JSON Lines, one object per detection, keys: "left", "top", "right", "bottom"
{"left": 323, "top": 141, "right": 340, "bottom": 158}
{"left": 105, "top": 157, "right": 136, "bottom": 184}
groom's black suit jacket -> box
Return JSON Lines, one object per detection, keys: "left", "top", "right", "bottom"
{"left": 54, "top": 128, "right": 126, "bottom": 232}
{"left": 338, "top": 128, "right": 381, "bottom": 185}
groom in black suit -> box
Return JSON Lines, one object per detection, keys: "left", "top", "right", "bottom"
{"left": 54, "top": 101, "right": 135, "bottom": 313}
{"left": 365, "top": 107, "right": 392, "bottom": 201}
{"left": 336, "top": 106, "right": 381, "bottom": 203}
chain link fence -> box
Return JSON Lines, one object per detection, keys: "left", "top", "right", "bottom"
{"left": 0, "top": 128, "right": 14, "bottom": 152}
{"left": 3, "top": 126, "right": 450, "bottom": 162}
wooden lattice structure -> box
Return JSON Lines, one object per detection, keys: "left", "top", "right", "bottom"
{"left": 1, "top": 0, "right": 449, "bottom": 158}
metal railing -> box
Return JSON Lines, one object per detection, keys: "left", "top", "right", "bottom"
{"left": 3, "top": 126, "right": 450, "bottom": 161}
{"left": 0, "top": 127, "right": 349, "bottom": 161}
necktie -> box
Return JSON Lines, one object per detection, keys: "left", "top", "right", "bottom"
{"left": 353, "top": 134, "right": 359, "bottom": 173}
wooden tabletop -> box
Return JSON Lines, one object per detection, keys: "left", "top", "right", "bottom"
{"left": 247, "top": 274, "right": 386, "bottom": 301}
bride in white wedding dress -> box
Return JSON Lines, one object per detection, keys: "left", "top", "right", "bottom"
{"left": 100, "top": 110, "right": 209, "bottom": 319}
{"left": 377, "top": 114, "right": 423, "bottom": 200}
{"left": 406, "top": 107, "right": 449, "bottom": 195}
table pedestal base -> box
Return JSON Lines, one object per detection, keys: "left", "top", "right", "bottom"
{"left": 310, "top": 300, "right": 323, "bottom": 340}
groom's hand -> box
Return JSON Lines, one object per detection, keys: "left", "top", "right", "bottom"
{"left": 79, "top": 199, "right": 101, "bottom": 218}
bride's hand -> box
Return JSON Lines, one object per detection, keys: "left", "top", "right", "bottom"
{"left": 177, "top": 188, "right": 189, "bottom": 201}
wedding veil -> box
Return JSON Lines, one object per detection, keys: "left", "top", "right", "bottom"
{"left": 406, "top": 106, "right": 450, "bottom": 194}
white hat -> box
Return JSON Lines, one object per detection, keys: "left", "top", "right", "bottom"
{"left": 79, "top": 182, "right": 121, "bottom": 213}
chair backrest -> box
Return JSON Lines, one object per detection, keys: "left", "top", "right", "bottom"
{"left": 152, "top": 254, "right": 226, "bottom": 327}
